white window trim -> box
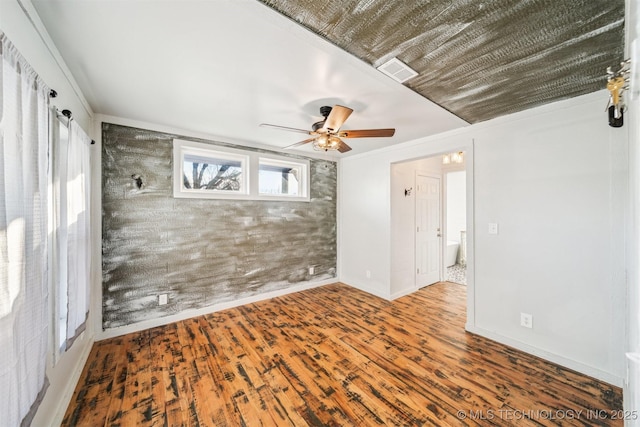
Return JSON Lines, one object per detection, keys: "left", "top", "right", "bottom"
{"left": 173, "top": 139, "right": 310, "bottom": 202}
{"left": 173, "top": 139, "right": 250, "bottom": 199}
{"left": 258, "top": 157, "right": 308, "bottom": 199}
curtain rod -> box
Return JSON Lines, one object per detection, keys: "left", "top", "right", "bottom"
{"left": 51, "top": 89, "right": 95, "bottom": 145}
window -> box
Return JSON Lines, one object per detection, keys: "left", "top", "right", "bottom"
{"left": 259, "top": 158, "right": 306, "bottom": 197}
{"left": 173, "top": 140, "right": 249, "bottom": 198}
{"left": 173, "top": 139, "right": 309, "bottom": 201}
{"left": 183, "top": 153, "right": 245, "bottom": 193}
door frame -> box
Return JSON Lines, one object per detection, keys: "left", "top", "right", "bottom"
{"left": 387, "top": 141, "right": 474, "bottom": 330}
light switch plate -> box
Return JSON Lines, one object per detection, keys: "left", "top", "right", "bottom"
{"left": 488, "top": 223, "right": 499, "bottom": 235}
{"left": 520, "top": 312, "right": 533, "bottom": 328}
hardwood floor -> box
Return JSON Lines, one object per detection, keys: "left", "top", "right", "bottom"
{"left": 63, "top": 282, "right": 623, "bottom": 426}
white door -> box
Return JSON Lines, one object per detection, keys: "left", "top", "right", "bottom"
{"left": 416, "top": 174, "right": 441, "bottom": 287}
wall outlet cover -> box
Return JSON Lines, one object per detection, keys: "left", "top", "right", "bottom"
{"left": 520, "top": 312, "right": 533, "bottom": 328}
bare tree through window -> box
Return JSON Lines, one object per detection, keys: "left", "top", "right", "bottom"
{"left": 182, "top": 156, "right": 242, "bottom": 191}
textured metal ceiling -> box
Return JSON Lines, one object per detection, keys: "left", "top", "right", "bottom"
{"left": 258, "top": 0, "right": 625, "bottom": 123}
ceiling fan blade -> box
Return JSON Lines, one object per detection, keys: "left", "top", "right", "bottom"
{"left": 260, "top": 123, "right": 314, "bottom": 135}
{"left": 283, "top": 137, "right": 316, "bottom": 149}
{"left": 323, "top": 105, "right": 353, "bottom": 132}
{"left": 337, "top": 140, "right": 352, "bottom": 153}
{"left": 337, "top": 128, "right": 396, "bottom": 138}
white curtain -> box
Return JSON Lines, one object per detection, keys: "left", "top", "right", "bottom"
{"left": 0, "top": 33, "right": 50, "bottom": 426}
{"left": 57, "top": 119, "right": 91, "bottom": 349}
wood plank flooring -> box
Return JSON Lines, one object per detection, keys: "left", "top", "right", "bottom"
{"left": 62, "top": 282, "right": 623, "bottom": 426}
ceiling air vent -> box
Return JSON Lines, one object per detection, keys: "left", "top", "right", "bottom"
{"left": 376, "top": 57, "right": 418, "bottom": 83}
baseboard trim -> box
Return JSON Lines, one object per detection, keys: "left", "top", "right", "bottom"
{"left": 389, "top": 286, "right": 419, "bottom": 300}
{"left": 465, "top": 324, "right": 623, "bottom": 387}
{"left": 98, "top": 278, "right": 335, "bottom": 340}
{"left": 340, "top": 279, "right": 391, "bottom": 300}
{"left": 49, "top": 333, "right": 94, "bottom": 427}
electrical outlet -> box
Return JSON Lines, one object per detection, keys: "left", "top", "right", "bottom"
{"left": 520, "top": 312, "right": 533, "bottom": 329}
{"left": 159, "top": 294, "right": 168, "bottom": 306}
{"left": 308, "top": 266, "right": 315, "bottom": 275}
{"left": 366, "top": 270, "right": 371, "bottom": 279}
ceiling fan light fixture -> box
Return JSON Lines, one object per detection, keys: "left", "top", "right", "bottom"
{"left": 312, "top": 134, "right": 342, "bottom": 151}
{"left": 313, "top": 134, "right": 329, "bottom": 151}
{"left": 328, "top": 136, "right": 341, "bottom": 149}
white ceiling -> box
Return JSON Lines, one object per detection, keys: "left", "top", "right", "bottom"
{"left": 31, "top": 0, "right": 468, "bottom": 157}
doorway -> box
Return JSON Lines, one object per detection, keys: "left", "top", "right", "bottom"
{"left": 390, "top": 150, "right": 470, "bottom": 297}
{"left": 445, "top": 170, "right": 467, "bottom": 285}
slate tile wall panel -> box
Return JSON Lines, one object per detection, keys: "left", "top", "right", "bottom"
{"left": 102, "top": 123, "right": 337, "bottom": 329}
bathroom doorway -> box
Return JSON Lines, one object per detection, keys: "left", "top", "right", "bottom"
{"left": 445, "top": 170, "right": 466, "bottom": 285}
{"left": 390, "top": 148, "right": 471, "bottom": 297}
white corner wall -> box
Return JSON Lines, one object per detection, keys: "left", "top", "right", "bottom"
{"left": 470, "top": 92, "right": 626, "bottom": 385}
{"left": 624, "top": 0, "right": 640, "bottom": 421}
{"left": 0, "top": 1, "right": 96, "bottom": 426}
{"left": 446, "top": 171, "right": 466, "bottom": 245}
{"left": 339, "top": 90, "right": 627, "bottom": 385}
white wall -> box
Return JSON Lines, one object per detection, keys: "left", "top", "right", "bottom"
{"left": 471, "top": 93, "right": 626, "bottom": 385}
{"left": 340, "top": 90, "right": 626, "bottom": 385}
{"left": 624, "top": 0, "right": 640, "bottom": 421}
{"left": 446, "top": 171, "right": 466, "bottom": 245}
{"left": 0, "top": 1, "right": 96, "bottom": 425}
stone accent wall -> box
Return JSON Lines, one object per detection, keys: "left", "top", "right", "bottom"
{"left": 102, "top": 123, "right": 337, "bottom": 329}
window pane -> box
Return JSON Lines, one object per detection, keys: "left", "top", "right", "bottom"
{"left": 259, "top": 163, "right": 300, "bottom": 196}
{"left": 183, "top": 154, "right": 243, "bottom": 191}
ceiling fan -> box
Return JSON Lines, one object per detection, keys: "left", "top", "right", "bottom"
{"left": 260, "top": 105, "right": 395, "bottom": 153}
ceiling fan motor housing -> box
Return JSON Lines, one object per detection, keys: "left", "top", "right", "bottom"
{"left": 312, "top": 120, "right": 326, "bottom": 132}
{"left": 312, "top": 106, "right": 333, "bottom": 132}
{"left": 319, "top": 105, "right": 332, "bottom": 117}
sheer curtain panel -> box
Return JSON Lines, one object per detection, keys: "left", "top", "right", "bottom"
{"left": 0, "top": 33, "right": 51, "bottom": 426}
{"left": 60, "top": 120, "right": 91, "bottom": 349}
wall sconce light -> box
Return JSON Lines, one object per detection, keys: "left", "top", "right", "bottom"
{"left": 404, "top": 187, "right": 412, "bottom": 197}
{"left": 131, "top": 174, "right": 144, "bottom": 190}
{"left": 442, "top": 151, "right": 464, "bottom": 165}
{"left": 606, "top": 59, "right": 630, "bottom": 128}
